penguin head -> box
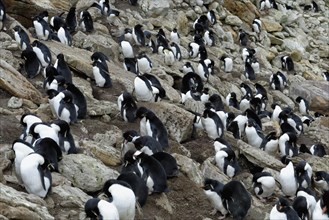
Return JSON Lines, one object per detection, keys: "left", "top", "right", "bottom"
{"left": 85, "top": 198, "right": 101, "bottom": 218}
{"left": 57, "top": 53, "right": 65, "bottom": 61}
{"left": 21, "top": 49, "right": 35, "bottom": 60}
{"left": 13, "top": 25, "right": 22, "bottom": 32}
{"left": 321, "top": 190, "right": 329, "bottom": 215}
{"left": 103, "top": 179, "right": 133, "bottom": 198}
{"left": 136, "top": 107, "right": 150, "bottom": 119}
{"left": 203, "top": 178, "right": 223, "bottom": 192}
{"left": 62, "top": 91, "right": 74, "bottom": 103}
{"left": 91, "top": 51, "right": 109, "bottom": 63}
{"left": 276, "top": 197, "right": 291, "bottom": 212}
{"left": 134, "top": 24, "right": 143, "bottom": 31}
{"left": 172, "top": 28, "right": 178, "bottom": 33}
{"left": 280, "top": 155, "right": 291, "bottom": 165}
{"left": 123, "top": 150, "right": 138, "bottom": 166}
{"left": 295, "top": 96, "right": 304, "bottom": 104}
{"left": 52, "top": 119, "right": 70, "bottom": 134}
{"left": 123, "top": 130, "right": 139, "bottom": 142}
{"left": 45, "top": 66, "right": 59, "bottom": 78}
{"left": 314, "top": 171, "right": 327, "bottom": 181}
{"left": 20, "top": 113, "right": 39, "bottom": 126}
{"left": 47, "top": 89, "right": 59, "bottom": 99}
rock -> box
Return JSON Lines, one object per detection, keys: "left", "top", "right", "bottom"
{"left": 271, "top": 90, "right": 295, "bottom": 109}
{"left": 224, "top": 15, "right": 243, "bottom": 26}
{"left": 7, "top": 97, "right": 22, "bottom": 109}
{"left": 172, "top": 153, "right": 203, "bottom": 185}
{"left": 200, "top": 157, "right": 230, "bottom": 184}
{"left": 87, "top": 100, "right": 118, "bottom": 117}
{"left": 59, "top": 154, "right": 119, "bottom": 192}
{"left": 289, "top": 80, "right": 329, "bottom": 114}
{"left": 50, "top": 185, "right": 91, "bottom": 220}
{"left": 0, "top": 183, "right": 54, "bottom": 219}
{"left": 139, "top": 0, "right": 171, "bottom": 17}
{"left": 140, "top": 102, "right": 194, "bottom": 144}
{"left": 261, "top": 18, "right": 283, "bottom": 32}
{"left": 223, "top": 0, "right": 259, "bottom": 25}
{"left": 155, "top": 193, "right": 173, "bottom": 214}
{"left": 0, "top": 60, "right": 43, "bottom": 105}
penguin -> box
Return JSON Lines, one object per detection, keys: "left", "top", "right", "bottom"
{"left": 245, "top": 108, "right": 262, "bottom": 129}
{"left": 20, "top": 153, "right": 52, "bottom": 198}
{"left": 242, "top": 48, "right": 256, "bottom": 63}
{"left": 57, "top": 25, "right": 72, "bottom": 46}
{"left": 33, "top": 15, "right": 51, "bottom": 40}
{"left": 122, "top": 130, "right": 139, "bottom": 159}
{"left": 227, "top": 114, "right": 248, "bottom": 139}
{"left": 245, "top": 119, "right": 264, "bottom": 148}
{"left": 249, "top": 56, "right": 260, "bottom": 74}
{"left": 278, "top": 132, "right": 299, "bottom": 157}
{"left": 12, "top": 139, "right": 34, "bottom": 183}
{"left": 300, "top": 144, "right": 327, "bottom": 157}
{"left": 170, "top": 28, "right": 180, "bottom": 45}
{"left": 120, "top": 39, "right": 134, "bottom": 59}
{"left": 57, "top": 90, "right": 78, "bottom": 124}
{"left": 181, "top": 62, "right": 195, "bottom": 74}
{"left": 92, "top": 60, "right": 112, "bottom": 88}
{"left": 279, "top": 111, "right": 303, "bottom": 136}
{"left": 244, "top": 59, "right": 256, "bottom": 80}
{"left": 240, "top": 83, "right": 253, "bottom": 98}
{"left": 304, "top": 1, "right": 319, "bottom": 12}
{"left": 279, "top": 160, "right": 298, "bottom": 197}
{"left": 170, "top": 42, "right": 182, "bottom": 61}
{"left": 91, "top": 51, "right": 109, "bottom": 72}
{"left": 270, "top": 197, "right": 300, "bottom": 220}
{"left": 239, "top": 95, "right": 251, "bottom": 113}
{"left": 215, "top": 147, "right": 240, "bottom": 178}
{"left": 203, "top": 178, "right": 228, "bottom": 218}
{"left": 202, "top": 109, "right": 224, "bottom": 140}
{"left": 54, "top": 53, "right": 72, "bottom": 84}
{"left": 197, "top": 59, "right": 211, "bottom": 81}
{"left": 213, "top": 137, "right": 231, "bottom": 152}
{"left": 193, "top": 15, "right": 208, "bottom": 34}
{"left": 33, "top": 137, "right": 63, "bottom": 172}
{"left": 132, "top": 24, "right": 145, "bottom": 46}
{"left": 123, "top": 58, "right": 138, "bottom": 74}
{"left": 295, "top": 160, "right": 312, "bottom": 189}
{"left": 79, "top": 11, "right": 94, "bottom": 32}
{"left": 133, "top": 75, "right": 156, "bottom": 102}
{"left": 281, "top": 55, "right": 294, "bottom": 71}
{"left": 301, "top": 115, "right": 314, "bottom": 131}
{"left": 203, "top": 30, "right": 215, "bottom": 46}
{"left": 13, "top": 25, "right": 30, "bottom": 50}
{"left": 201, "top": 87, "right": 210, "bottom": 102}
{"left": 163, "top": 47, "right": 175, "bottom": 66}
{"left": 323, "top": 71, "right": 329, "bottom": 81}
{"left": 207, "top": 10, "right": 217, "bottom": 25}
{"left": 295, "top": 96, "right": 309, "bottom": 115}
{"left": 292, "top": 198, "right": 309, "bottom": 220}
{"left": 239, "top": 29, "right": 249, "bottom": 46}
{"left": 0, "top": 0, "right": 6, "bottom": 30}
{"left": 221, "top": 180, "right": 251, "bottom": 220}
{"left": 102, "top": 179, "right": 136, "bottom": 220}
{"left": 180, "top": 72, "right": 203, "bottom": 94}
{"left": 152, "top": 152, "right": 179, "bottom": 178}
{"left": 131, "top": 150, "right": 169, "bottom": 194}
{"left": 188, "top": 42, "right": 200, "bottom": 58}
{"left": 260, "top": 131, "right": 278, "bottom": 155}
{"left": 116, "top": 172, "right": 148, "bottom": 207}
{"left": 85, "top": 198, "right": 119, "bottom": 220}
{"left": 117, "top": 92, "right": 137, "bottom": 123}
{"left": 38, "top": 11, "right": 49, "bottom": 23}
{"left": 270, "top": 71, "right": 287, "bottom": 90}
{"left": 252, "top": 18, "right": 262, "bottom": 35}
{"left": 220, "top": 56, "right": 233, "bottom": 73}
{"left": 43, "top": 66, "right": 65, "bottom": 91}
{"left": 312, "top": 190, "right": 329, "bottom": 220}
{"left": 226, "top": 92, "right": 239, "bottom": 110}
{"left": 19, "top": 113, "right": 43, "bottom": 143}
{"left": 252, "top": 172, "right": 276, "bottom": 199}
{"left": 21, "top": 49, "right": 41, "bottom": 78}
{"left": 208, "top": 94, "right": 224, "bottom": 111}
{"left": 65, "top": 82, "right": 87, "bottom": 119}
{"left": 49, "top": 15, "right": 66, "bottom": 32}
{"left": 271, "top": 103, "right": 282, "bottom": 123}
{"left": 31, "top": 40, "right": 52, "bottom": 68}
{"left": 51, "top": 119, "right": 78, "bottom": 154}
{"left": 90, "top": 0, "right": 120, "bottom": 17}
{"left": 136, "top": 107, "right": 169, "bottom": 149}
{"left": 136, "top": 52, "right": 152, "bottom": 74}
{"left": 296, "top": 188, "right": 317, "bottom": 220}
{"left": 65, "top": 6, "right": 77, "bottom": 33}
{"left": 132, "top": 135, "right": 163, "bottom": 155}
{"left": 314, "top": 171, "right": 329, "bottom": 191}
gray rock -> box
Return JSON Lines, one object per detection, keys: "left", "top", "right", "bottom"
{"left": 224, "top": 15, "right": 243, "bottom": 26}
{"left": 59, "top": 154, "right": 119, "bottom": 192}
{"left": 0, "top": 183, "right": 54, "bottom": 219}
{"left": 7, "top": 97, "right": 22, "bottom": 109}
{"left": 200, "top": 157, "right": 230, "bottom": 184}
{"left": 172, "top": 153, "right": 203, "bottom": 185}
{"left": 140, "top": 0, "right": 171, "bottom": 17}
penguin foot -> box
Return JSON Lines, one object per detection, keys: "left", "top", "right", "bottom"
{"left": 217, "top": 214, "right": 227, "bottom": 220}
{"left": 136, "top": 201, "right": 143, "bottom": 216}
{"left": 210, "top": 208, "right": 217, "bottom": 215}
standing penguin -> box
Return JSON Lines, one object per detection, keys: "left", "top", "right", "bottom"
{"left": 202, "top": 108, "right": 224, "bottom": 140}
{"left": 239, "top": 29, "right": 249, "bottom": 46}
{"left": 54, "top": 53, "right": 72, "bottom": 84}
{"left": 21, "top": 49, "right": 41, "bottom": 78}
{"left": 85, "top": 198, "right": 119, "bottom": 220}
{"left": 220, "top": 56, "right": 233, "bottom": 73}
{"left": 20, "top": 153, "right": 52, "bottom": 198}
{"left": 203, "top": 30, "right": 215, "bottom": 46}
{"left": 120, "top": 39, "right": 134, "bottom": 59}
{"left": 132, "top": 136, "right": 163, "bottom": 155}
{"left": 92, "top": 60, "right": 112, "bottom": 88}
{"left": 203, "top": 178, "right": 228, "bottom": 218}
{"left": 57, "top": 25, "right": 72, "bottom": 46}
{"left": 281, "top": 55, "right": 294, "bottom": 71}
{"left": 295, "top": 96, "right": 309, "bottom": 115}
{"left": 270, "top": 197, "right": 300, "bottom": 220}
{"left": 207, "top": 10, "right": 217, "bottom": 25}
{"left": 226, "top": 92, "right": 239, "bottom": 110}
{"left": 79, "top": 11, "right": 94, "bottom": 32}
{"left": 221, "top": 180, "right": 251, "bottom": 220}
{"left": 132, "top": 24, "right": 145, "bottom": 46}
{"left": 136, "top": 52, "right": 153, "bottom": 74}
{"left": 278, "top": 132, "right": 299, "bottom": 157}
{"left": 215, "top": 147, "right": 240, "bottom": 178}
{"left": 252, "top": 17, "right": 262, "bottom": 36}
{"left": 162, "top": 47, "right": 175, "bottom": 66}
{"left": 260, "top": 131, "right": 279, "bottom": 156}
{"left": 152, "top": 152, "right": 179, "bottom": 178}
{"left": 245, "top": 119, "right": 264, "bottom": 148}
{"left": 133, "top": 75, "right": 158, "bottom": 102}
{"left": 117, "top": 92, "right": 137, "bottom": 122}
{"left": 270, "top": 71, "right": 287, "bottom": 90}
{"left": 102, "top": 179, "right": 136, "bottom": 220}
{"left": 65, "top": 82, "right": 87, "bottom": 119}
{"left": 33, "top": 15, "right": 51, "bottom": 40}
{"left": 13, "top": 25, "right": 30, "bottom": 50}
{"left": 91, "top": 51, "right": 109, "bottom": 72}
{"left": 131, "top": 150, "right": 169, "bottom": 194}
{"left": 65, "top": 6, "right": 77, "bottom": 33}
{"left": 295, "top": 160, "right": 312, "bottom": 189}
{"left": 31, "top": 40, "right": 52, "bottom": 68}
{"left": 312, "top": 190, "right": 329, "bottom": 220}
{"left": 244, "top": 59, "right": 256, "bottom": 80}
{"left": 57, "top": 90, "right": 78, "bottom": 124}
{"left": 136, "top": 107, "right": 169, "bottom": 149}
{"left": 170, "top": 28, "right": 180, "bottom": 44}
{"left": 252, "top": 172, "right": 276, "bottom": 199}
{"left": 279, "top": 159, "right": 298, "bottom": 197}
{"left": 294, "top": 188, "right": 317, "bottom": 220}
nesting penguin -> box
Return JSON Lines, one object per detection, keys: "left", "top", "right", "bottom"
{"left": 252, "top": 172, "right": 276, "bottom": 199}
{"left": 281, "top": 55, "right": 294, "bottom": 71}
{"left": 31, "top": 40, "right": 52, "bottom": 68}
{"left": 201, "top": 108, "right": 224, "bottom": 140}
{"left": 295, "top": 96, "right": 309, "bottom": 115}
{"left": 92, "top": 60, "right": 112, "bottom": 88}
{"left": 220, "top": 56, "right": 233, "bottom": 73}
{"left": 279, "top": 159, "right": 298, "bottom": 197}
{"left": 33, "top": 15, "right": 51, "bottom": 40}
{"left": 84, "top": 198, "right": 119, "bottom": 220}
{"left": 21, "top": 49, "right": 41, "bottom": 78}
{"left": 215, "top": 147, "right": 240, "bottom": 178}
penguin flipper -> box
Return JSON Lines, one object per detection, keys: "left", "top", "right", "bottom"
{"left": 38, "top": 164, "right": 47, "bottom": 191}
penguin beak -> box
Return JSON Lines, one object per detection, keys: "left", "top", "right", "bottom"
{"left": 47, "top": 163, "right": 55, "bottom": 171}
{"left": 323, "top": 206, "right": 327, "bottom": 214}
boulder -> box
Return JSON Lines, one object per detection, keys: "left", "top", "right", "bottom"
{"left": 139, "top": 0, "right": 171, "bottom": 17}
{"left": 223, "top": 0, "right": 259, "bottom": 25}
{"left": 0, "top": 60, "right": 43, "bottom": 105}
{"left": 0, "top": 183, "right": 54, "bottom": 219}
{"left": 59, "top": 154, "right": 119, "bottom": 192}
